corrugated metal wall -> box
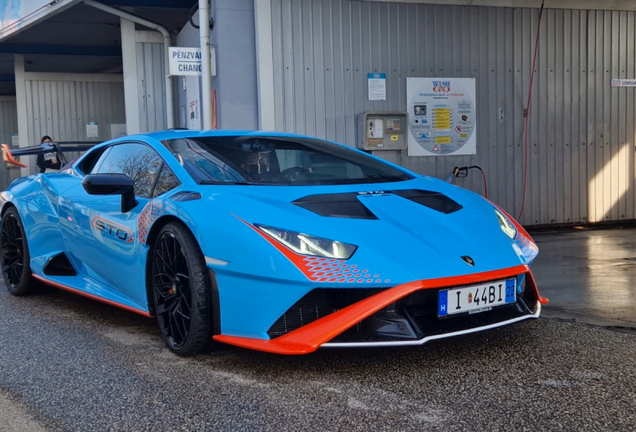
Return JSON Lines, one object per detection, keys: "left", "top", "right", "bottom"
{"left": 136, "top": 42, "right": 167, "bottom": 132}
{"left": 0, "top": 97, "right": 20, "bottom": 188}
{"left": 270, "top": 0, "right": 636, "bottom": 226}
{"left": 24, "top": 78, "right": 125, "bottom": 175}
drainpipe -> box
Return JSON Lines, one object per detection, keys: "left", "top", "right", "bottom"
{"left": 198, "top": 0, "right": 213, "bottom": 130}
{"left": 82, "top": 0, "right": 175, "bottom": 129}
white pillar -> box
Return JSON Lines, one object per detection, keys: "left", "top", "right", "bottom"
{"left": 121, "top": 17, "right": 141, "bottom": 135}
{"left": 199, "top": 0, "right": 213, "bottom": 130}
{"left": 254, "top": 0, "right": 276, "bottom": 131}
{"left": 14, "top": 54, "right": 30, "bottom": 177}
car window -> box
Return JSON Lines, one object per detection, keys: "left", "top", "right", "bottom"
{"left": 91, "top": 143, "right": 164, "bottom": 198}
{"left": 162, "top": 136, "right": 413, "bottom": 186}
{"left": 153, "top": 164, "right": 180, "bottom": 197}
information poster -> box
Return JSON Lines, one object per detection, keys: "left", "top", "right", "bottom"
{"left": 406, "top": 77, "right": 477, "bottom": 156}
{"left": 368, "top": 73, "right": 386, "bottom": 101}
{"left": 86, "top": 122, "right": 99, "bottom": 138}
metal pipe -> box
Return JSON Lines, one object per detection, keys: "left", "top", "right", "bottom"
{"left": 82, "top": 0, "right": 175, "bottom": 129}
{"left": 199, "top": 0, "right": 213, "bottom": 130}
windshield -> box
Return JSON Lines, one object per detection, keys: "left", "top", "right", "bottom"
{"left": 162, "top": 136, "right": 414, "bottom": 186}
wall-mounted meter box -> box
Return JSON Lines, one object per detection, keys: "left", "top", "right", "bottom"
{"left": 356, "top": 112, "right": 408, "bottom": 151}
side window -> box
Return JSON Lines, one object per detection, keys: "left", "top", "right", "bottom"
{"left": 87, "top": 147, "right": 112, "bottom": 174}
{"left": 153, "top": 165, "right": 180, "bottom": 197}
{"left": 91, "top": 143, "right": 162, "bottom": 198}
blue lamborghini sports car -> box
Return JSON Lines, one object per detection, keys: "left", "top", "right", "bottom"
{"left": 0, "top": 130, "right": 546, "bottom": 355}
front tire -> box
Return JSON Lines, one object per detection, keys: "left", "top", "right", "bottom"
{"left": 151, "top": 222, "right": 214, "bottom": 356}
{"left": 0, "top": 207, "right": 35, "bottom": 296}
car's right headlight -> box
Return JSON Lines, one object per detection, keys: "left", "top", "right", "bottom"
{"left": 494, "top": 207, "right": 517, "bottom": 239}
{"left": 492, "top": 204, "right": 539, "bottom": 264}
{"left": 256, "top": 224, "right": 358, "bottom": 260}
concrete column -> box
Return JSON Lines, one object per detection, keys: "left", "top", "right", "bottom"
{"left": 213, "top": 0, "right": 258, "bottom": 130}
{"left": 254, "top": 0, "right": 276, "bottom": 130}
{"left": 14, "top": 54, "right": 30, "bottom": 177}
{"left": 120, "top": 17, "right": 141, "bottom": 135}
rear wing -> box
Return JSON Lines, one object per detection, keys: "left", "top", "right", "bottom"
{"left": 2, "top": 141, "right": 103, "bottom": 169}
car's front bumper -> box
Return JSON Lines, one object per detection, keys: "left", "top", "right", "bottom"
{"left": 323, "top": 302, "right": 540, "bottom": 348}
{"left": 213, "top": 264, "right": 547, "bottom": 355}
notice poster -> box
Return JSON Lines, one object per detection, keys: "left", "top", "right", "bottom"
{"left": 86, "top": 122, "right": 99, "bottom": 138}
{"left": 406, "top": 78, "right": 477, "bottom": 156}
{"left": 368, "top": 73, "right": 386, "bottom": 101}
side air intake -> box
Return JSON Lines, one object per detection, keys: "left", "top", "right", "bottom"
{"left": 43, "top": 253, "right": 77, "bottom": 276}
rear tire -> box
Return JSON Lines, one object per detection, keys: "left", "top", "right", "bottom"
{"left": 1, "top": 207, "right": 35, "bottom": 296}
{"left": 150, "top": 222, "right": 214, "bottom": 356}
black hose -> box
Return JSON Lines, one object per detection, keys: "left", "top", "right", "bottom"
{"left": 188, "top": 1, "right": 214, "bottom": 31}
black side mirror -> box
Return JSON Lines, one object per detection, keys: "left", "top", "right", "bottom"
{"left": 82, "top": 174, "right": 138, "bottom": 213}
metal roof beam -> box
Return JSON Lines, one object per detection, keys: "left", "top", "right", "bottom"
{"left": 0, "top": 43, "right": 120, "bottom": 57}
{"left": 101, "top": 0, "right": 195, "bottom": 7}
{"left": 360, "top": 0, "right": 636, "bottom": 11}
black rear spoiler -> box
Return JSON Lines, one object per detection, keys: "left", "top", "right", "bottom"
{"left": 2, "top": 141, "right": 103, "bottom": 168}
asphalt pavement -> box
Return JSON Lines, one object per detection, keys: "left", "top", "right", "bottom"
{"left": 0, "top": 227, "right": 634, "bottom": 431}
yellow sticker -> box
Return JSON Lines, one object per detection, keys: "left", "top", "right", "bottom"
{"left": 460, "top": 133, "right": 468, "bottom": 138}
{"left": 391, "top": 135, "right": 398, "bottom": 141}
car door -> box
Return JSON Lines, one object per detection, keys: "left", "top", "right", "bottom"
{"left": 59, "top": 142, "right": 180, "bottom": 303}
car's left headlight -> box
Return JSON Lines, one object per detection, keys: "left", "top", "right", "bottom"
{"left": 256, "top": 224, "right": 358, "bottom": 260}
{"left": 495, "top": 207, "right": 516, "bottom": 239}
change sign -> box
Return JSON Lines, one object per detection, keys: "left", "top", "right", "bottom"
{"left": 168, "top": 47, "right": 216, "bottom": 76}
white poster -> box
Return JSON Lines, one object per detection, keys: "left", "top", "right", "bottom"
{"left": 86, "top": 122, "right": 99, "bottom": 138}
{"left": 406, "top": 77, "right": 477, "bottom": 156}
{"left": 368, "top": 73, "right": 386, "bottom": 101}
{"left": 189, "top": 99, "right": 200, "bottom": 130}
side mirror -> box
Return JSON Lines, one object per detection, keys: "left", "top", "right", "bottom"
{"left": 82, "top": 174, "right": 138, "bottom": 213}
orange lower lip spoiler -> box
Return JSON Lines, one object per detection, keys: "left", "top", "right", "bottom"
{"left": 215, "top": 264, "right": 544, "bottom": 355}
{"left": 1, "top": 144, "right": 28, "bottom": 168}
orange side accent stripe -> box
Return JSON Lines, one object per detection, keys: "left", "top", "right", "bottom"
{"left": 214, "top": 264, "right": 531, "bottom": 355}
{"left": 1, "top": 144, "right": 28, "bottom": 168}
{"left": 233, "top": 215, "right": 313, "bottom": 279}
{"left": 32, "top": 274, "right": 152, "bottom": 318}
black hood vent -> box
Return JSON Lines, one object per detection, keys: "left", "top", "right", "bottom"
{"left": 293, "top": 189, "right": 462, "bottom": 219}
{"left": 293, "top": 193, "right": 378, "bottom": 219}
{"left": 391, "top": 189, "right": 463, "bottom": 214}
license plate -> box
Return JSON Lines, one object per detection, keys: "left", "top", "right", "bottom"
{"left": 438, "top": 278, "right": 516, "bottom": 317}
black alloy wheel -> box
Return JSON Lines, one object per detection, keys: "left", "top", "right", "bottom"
{"left": 151, "top": 222, "right": 214, "bottom": 356}
{"left": 0, "top": 207, "right": 35, "bottom": 296}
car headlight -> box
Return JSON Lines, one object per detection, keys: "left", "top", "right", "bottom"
{"left": 256, "top": 225, "right": 358, "bottom": 260}
{"left": 495, "top": 207, "right": 516, "bottom": 239}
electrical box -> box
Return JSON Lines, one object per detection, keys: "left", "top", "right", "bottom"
{"left": 356, "top": 112, "right": 408, "bottom": 151}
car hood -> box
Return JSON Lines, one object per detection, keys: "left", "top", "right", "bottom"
{"left": 194, "top": 177, "right": 531, "bottom": 283}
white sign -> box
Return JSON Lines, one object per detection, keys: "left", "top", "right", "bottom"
{"left": 169, "top": 47, "right": 217, "bottom": 76}
{"left": 368, "top": 73, "right": 386, "bottom": 101}
{"left": 86, "top": 122, "right": 99, "bottom": 138}
{"left": 406, "top": 77, "right": 477, "bottom": 156}
{"left": 11, "top": 134, "right": 18, "bottom": 147}
{"left": 611, "top": 79, "right": 636, "bottom": 87}
{"left": 110, "top": 124, "right": 127, "bottom": 139}
{"left": 189, "top": 99, "right": 200, "bottom": 130}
